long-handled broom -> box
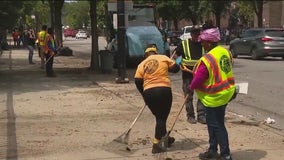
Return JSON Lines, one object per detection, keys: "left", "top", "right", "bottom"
{"left": 114, "top": 104, "right": 147, "bottom": 144}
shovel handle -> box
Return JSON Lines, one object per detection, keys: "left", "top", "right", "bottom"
{"left": 167, "top": 94, "right": 189, "bottom": 136}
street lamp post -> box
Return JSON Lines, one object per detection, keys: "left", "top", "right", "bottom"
{"left": 115, "top": 0, "right": 129, "bottom": 83}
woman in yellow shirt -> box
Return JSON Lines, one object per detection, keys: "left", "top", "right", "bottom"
{"left": 134, "top": 46, "right": 180, "bottom": 154}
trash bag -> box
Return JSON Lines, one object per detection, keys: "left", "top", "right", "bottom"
{"left": 57, "top": 46, "right": 73, "bottom": 56}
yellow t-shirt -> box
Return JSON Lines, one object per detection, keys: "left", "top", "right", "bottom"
{"left": 134, "top": 54, "right": 176, "bottom": 90}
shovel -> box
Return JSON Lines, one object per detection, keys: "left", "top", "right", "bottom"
{"left": 113, "top": 104, "right": 147, "bottom": 144}
{"left": 158, "top": 94, "right": 189, "bottom": 151}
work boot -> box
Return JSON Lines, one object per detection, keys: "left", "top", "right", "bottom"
{"left": 197, "top": 117, "right": 206, "bottom": 124}
{"left": 187, "top": 117, "right": 197, "bottom": 124}
{"left": 199, "top": 150, "right": 219, "bottom": 160}
{"left": 167, "top": 136, "right": 175, "bottom": 147}
{"left": 152, "top": 143, "right": 166, "bottom": 154}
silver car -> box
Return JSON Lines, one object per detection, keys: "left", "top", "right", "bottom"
{"left": 229, "top": 28, "right": 284, "bottom": 60}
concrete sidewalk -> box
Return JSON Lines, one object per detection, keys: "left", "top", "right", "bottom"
{"left": 0, "top": 47, "right": 284, "bottom": 160}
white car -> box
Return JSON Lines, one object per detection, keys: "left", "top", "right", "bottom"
{"left": 179, "top": 26, "right": 193, "bottom": 41}
{"left": 179, "top": 25, "right": 203, "bottom": 41}
{"left": 75, "top": 31, "right": 87, "bottom": 39}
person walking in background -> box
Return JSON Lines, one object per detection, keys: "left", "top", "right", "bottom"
{"left": 43, "top": 27, "right": 57, "bottom": 77}
{"left": 225, "top": 28, "right": 230, "bottom": 45}
{"left": 190, "top": 27, "right": 235, "bottom": 160}
{"left": 173, "top": 25, "right": 206, "bottom": 124}
{"left": 37, "top": 25, "right": 48, "bottom": 69}
{"left": 12, "top": 29, "right": 19, "bottom": 47}
{"left": 134, "top": 46, "right": 180, "bottom": 154}
{"left": 26, "top": 29, "right": 36, "bottom": 64}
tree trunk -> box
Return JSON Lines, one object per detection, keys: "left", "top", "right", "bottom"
{"left": 54, "top": 0, "right": 64, "bottom": 46}
{"left": 215, "top": 13, "right": 221, "bottom": 29}
{"left": 173, "top": 19, "right": 178, "bottom": 31}
{"left": 89, "top": 0, "right": 100, "bottom": 71}
{"left": 48, "top": 0, "right": 64, "bottom": 46}
{"left": 257, "top": 1, "right": 263, "bottom": 28}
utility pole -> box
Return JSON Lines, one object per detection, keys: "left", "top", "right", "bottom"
{"left": 115, "top": 0, "right": 129, "bottom": 83}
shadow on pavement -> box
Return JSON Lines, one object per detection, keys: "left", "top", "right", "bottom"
{"left": 232, "top": 149, "right": 267, "bottom": 160}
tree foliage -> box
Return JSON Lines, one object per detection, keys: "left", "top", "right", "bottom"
{"left": 247, "top": 0, "right": 264, "bottom": 27}
{"left": 63, "top": 1, "right": 90, "bottom": 29}
{"left": 0, "top": 1, "right": 23, "bottom": 31}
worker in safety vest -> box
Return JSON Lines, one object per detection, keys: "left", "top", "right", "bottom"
{"left": 173, "top": 25, "right": 206, "bottom": 124}
{"left": 43, "top": 27, "right": 57, "bottom": 77}
{"left": 37, "top": 25, "right": 48, "bottom": 69}
{"left": 190, "top": 27, "right": 235, "bottom": 160}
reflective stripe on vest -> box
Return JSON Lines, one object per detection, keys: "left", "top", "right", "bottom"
{"left": 197, "top": 53, "right": 235, "bottom": 94}
{"left": 194, "top": 46, "right": 236, "bottom": 107}
{"left": 181, "top": 39, "right": 204, "bottom": 66}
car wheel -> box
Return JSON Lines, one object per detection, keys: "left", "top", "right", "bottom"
{"left": 282, "top": 57, "right": 284, "bottom": 60}
{"left": 251, "top": 48, "right": 260, "bottom": 60}
{"left": 230, "top": 46, "right": 238, "bottom": 58}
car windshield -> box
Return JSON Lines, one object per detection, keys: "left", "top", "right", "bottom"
{"left": 265, "top": 30, "right": 284, "bottom": 37}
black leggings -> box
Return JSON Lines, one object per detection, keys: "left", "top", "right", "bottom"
{"left": 143, "top": 87, "right": 172, "bottom": 140}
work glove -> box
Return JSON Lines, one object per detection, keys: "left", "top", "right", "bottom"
{"left": 175, "top": 56, "right": 182, "bottom": 65}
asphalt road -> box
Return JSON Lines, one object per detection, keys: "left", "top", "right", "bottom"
{"left": 66, "top": 37, "right": 284, "bottom": 131}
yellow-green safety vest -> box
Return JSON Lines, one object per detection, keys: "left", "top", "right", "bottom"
{"left": 38, "top": 30, "right": 47, "bottom": 46}
{"left": 193, "top": 46, "right": 235, "bottom": 107}
{"left": 181, "top": 39, "right": 204, "bottom": 66}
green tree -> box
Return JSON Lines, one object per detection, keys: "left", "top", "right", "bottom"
{"left": 205, "top": 0, "right": 232, "bottom": 28}
{"left": 21, "top": 1, "right": 49, "bottom": 32}
{"left": 0, "top": 1, "right": 23, "bottom": 37}
{"left": 248, "top": 0, "right": 264, "bottom": 27}
{"left": 180, "top": 1, "right": 203, "bottom": 25}
{"left": 234, "top": 1, "right": 254, "bottom": 28}
{"left": 156, "top": 1, "right": 183, "bottom": 30}
{"left": 63, "top": 1, "right": 90, "bottom": 29}
{"left": 47, "top": 0, "right": 64, "bottom": 46}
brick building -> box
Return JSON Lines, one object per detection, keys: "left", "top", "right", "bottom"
{"left": 255, "top": 1, "right": 284, "bottom": 28}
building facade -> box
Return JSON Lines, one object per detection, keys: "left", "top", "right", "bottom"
{"left": 255, "top": 1, "right": 284, "bottom": 28}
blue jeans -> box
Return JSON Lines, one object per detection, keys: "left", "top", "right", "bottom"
{"left": 204, "top": 104, "right": 230, "bottom": 157}
{"left": 27, "top": 45, "right": 34, "bottom": 63}
{"left": 182, "top": 78, "right": 206, "bottom": 119}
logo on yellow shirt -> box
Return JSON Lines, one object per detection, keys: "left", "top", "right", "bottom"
{"left": 143, "top": 59, "right": 159, "bottom": 74}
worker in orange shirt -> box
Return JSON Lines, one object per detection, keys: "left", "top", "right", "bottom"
{"left": 134, "top": 46, "right": 180, "bottom": 154}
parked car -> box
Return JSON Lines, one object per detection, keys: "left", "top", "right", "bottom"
{"left": 75, "top": 31, "right": 88, "bottom": 39}
{"left": 229, "top": 28, "right": 284, "bottom": 60}
{"left": 64, "top": 28, "right": 77, "bottom": 38}
{"left": 167, "top": 30, "right": 181, "bottom": 46}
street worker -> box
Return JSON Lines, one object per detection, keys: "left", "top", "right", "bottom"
{"left": 37, "top": 25, "right": 48, "bottom": 69}
{"left": 173, "top": 25, "right": 206, "bottom": 124}
{"left": 134, "top": 46, "right": 180, "bottom": 154}
{"left": 190, "top": 27, "right": 235, "bottom": 160}
{"left": 43, "top": 27, "right": 57, "bottom": 77}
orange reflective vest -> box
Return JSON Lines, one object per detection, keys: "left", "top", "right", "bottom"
{"left": 193, "top": 46, "right": 235, "bottom": 107}
{"left": 43, "top": 34, "right": 55, "bottom": 54}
